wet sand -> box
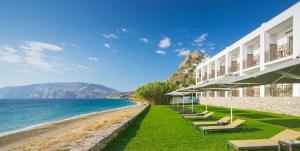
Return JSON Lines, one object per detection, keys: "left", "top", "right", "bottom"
{"left": 0, "top": 103, "right": 148, "bottom": 151}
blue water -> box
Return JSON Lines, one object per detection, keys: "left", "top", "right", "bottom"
{"left": 0, "top": 98, "right": 136, "bottom": 134}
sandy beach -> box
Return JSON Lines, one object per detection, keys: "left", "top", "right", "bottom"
{"left": 0, "top": 103, "right": 148, "bottom": 151}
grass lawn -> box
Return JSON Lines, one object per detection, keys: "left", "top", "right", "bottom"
{"left": 104, "top": 105, "right": 300, "bottom": 151}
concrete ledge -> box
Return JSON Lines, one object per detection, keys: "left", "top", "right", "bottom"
{"left": 87, "top": 104, "right": 149, "bottom": 151}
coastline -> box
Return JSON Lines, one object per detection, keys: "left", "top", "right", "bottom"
{"left": 0, "top": 100, "right": 139, "bottom": 138}
{"left": 0, "top": 101, "right": 146, "bottom": 151}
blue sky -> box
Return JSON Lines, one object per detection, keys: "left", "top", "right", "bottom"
{"left": 0, "top": 0, "right": 298, "bottom": 91}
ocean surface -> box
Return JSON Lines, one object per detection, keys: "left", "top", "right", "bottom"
{"left": 0, "top": 98, "right": 137, "bottom": 135}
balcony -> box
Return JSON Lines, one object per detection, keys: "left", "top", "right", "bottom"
{"left": 208, "top": 91, "right": 215, "bottom": 97}
{"left": 203, "top": 73, "right": 208, "bottom": 81}
{"left": 197, "top": 77, "right": 201, "bottom": 83}
{"left": 228, "top": 90, "right": 239, "bottom": 97}
{"left": 265, "top": 84, "right": 293, "bottom": 97}
{"left": 217, "top": 66, "right": 226, "bottom": 77}
{"left": 243, "top": 87, "right": 260, "bottom": 97}
{"left": 243, "top": 54, "right": 260, "bottom": 69}
{"left": 216, "top": 91, "right": 225, "bottom": 97}
{"left": 228, "top": 62, "right": 239, "bottom": 73}
{"left": 209, "top": 70, "right": 215, "bottom": 79}
{"left": 265, "top": 42, "right": 293, "bottom": 62}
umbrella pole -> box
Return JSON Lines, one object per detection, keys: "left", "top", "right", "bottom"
{"left": 172, "top": 96, "right": 174, "bottom": 107}
{"left": 182, "top": 94, "right": 184, "bottom": 112}
{"left": 230, "top": 90, "right": 233, "bottom": 123}
{"left": 191, "top": 93, "right": 194, "bottom": 113}
{"left": 206, "top": 91, "right": 208, "bottom": 111}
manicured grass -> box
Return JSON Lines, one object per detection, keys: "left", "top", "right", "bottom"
{"left": 104, "top": 105, "right": 300, "bottom": 151}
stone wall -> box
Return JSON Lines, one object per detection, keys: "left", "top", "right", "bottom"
{"left": 200, "top": 97, "right": 300, "bottom": 116}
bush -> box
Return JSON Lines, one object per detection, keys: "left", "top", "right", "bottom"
{"left": 135, "top": 81, "right": 177, "bottom": 105}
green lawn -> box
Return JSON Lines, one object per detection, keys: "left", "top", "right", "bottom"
{"left": 104, "top": 105, "right": 300, "bottom": 151}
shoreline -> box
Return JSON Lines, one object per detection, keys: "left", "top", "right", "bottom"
{"left": 0, "top": 101, "right": 145, "bottom": 151}
{"left": 0, "top": 100, "right": 140, "bottom": 138}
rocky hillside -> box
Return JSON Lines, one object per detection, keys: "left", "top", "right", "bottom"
{"left": 0, "top": 82, "right": 119, "bottom": 99}
{"left": 168, "top": 50, "right": 206, "bottom": 86}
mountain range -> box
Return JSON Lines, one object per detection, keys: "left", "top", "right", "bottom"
{"left": 0, "top": 82, "right": 119, "bottom": 99}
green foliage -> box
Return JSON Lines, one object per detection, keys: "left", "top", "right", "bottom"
{"left": 105, "top": 105, "right": 300, "bottom": 151}
{"left": 135, "top": 81, "right": 177, "bottom": 105}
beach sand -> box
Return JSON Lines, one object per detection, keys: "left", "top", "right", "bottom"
{"left": 0, "top": 103, "right": 148, "bottom": 151}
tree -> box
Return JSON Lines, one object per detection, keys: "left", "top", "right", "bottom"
{"left": 135, "top": 81, "right": 177, "bottom": 105}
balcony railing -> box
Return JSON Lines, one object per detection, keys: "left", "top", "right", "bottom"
{"left": 197, "top": 77, "right": 201, "bottom": 83}
{"left": 208, "top": 91, "right": 215, "bottom": 97}
{"left": 228, "top": 62, "right": 240, "bottom": 73}
{"left": 243, "top": 54, "right": 260, "bottom": 69}
{"left": 217, "top": 66, "right": 226, "bottom": 77}
{"left": 265, "top": 84, "right": 293, "bottom": 97}
{"left": 216, "top": 91, "right": 225, "bottom": 97}
{"left": 203, "top": 73, "right": 208, "bottom": 81}
{"left": 243, "top": 87, "right": 260, "bottom": 97}
{"left": 227, "top": 90, "right": 240, "bottom": 97}
{"left": 265, "top": 42, "right": 293, "bottom": 62}
{"left": 209, "top": 70, "right": 215, "bottom": 79}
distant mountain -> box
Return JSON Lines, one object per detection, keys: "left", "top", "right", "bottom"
{"left": 0, "top": 82, "right": 119, "bottom": 99}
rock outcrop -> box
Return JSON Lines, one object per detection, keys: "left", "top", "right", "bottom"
{"left": 168, "top": 50, "right": 206, "bottom": 86}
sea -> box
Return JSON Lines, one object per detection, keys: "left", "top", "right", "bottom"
{"left": 0, "top": 98, "right": 137, "bottom": 136}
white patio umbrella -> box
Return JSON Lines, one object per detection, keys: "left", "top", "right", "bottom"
{"left": 193, "top": 75, "right": 259, "bottom": 122}
{"left": 177, "top": 86, "right": 200, "bottom": 113}
{"left": 165, "top": 91, "right": 190, "bottom": 111}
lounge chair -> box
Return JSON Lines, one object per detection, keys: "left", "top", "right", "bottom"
{"left": 199, "top": 119, "right": 245, "bottom": 134}
{"left": 182, "top": 110, "right": 209, "bottom": 116}
{"left": 193, "top": 116, "right": 230, "bottom": 127}
{"left": 184, "top": 112, "right": 214, "bottom": 120}
{"left": 227, "top": 129, "right": 300, "bottom": 151}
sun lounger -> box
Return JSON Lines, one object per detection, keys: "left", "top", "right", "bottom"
{"left": 182, "top": 110, "right": 209, "bottom": 116}
{"left": 184, "top": 112, "right": 214, "bottom": 120}
{"left": 227, "top": 129, "right": 300, "bottom": 151}
{"left": 193, "top": 116, "right": 230, "bottom": 127}
{"left": 199, "top": 119, "right": 245, "bottom": 134}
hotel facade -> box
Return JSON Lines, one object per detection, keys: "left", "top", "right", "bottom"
{"left": 195, "top": 2, "right": 300, "bottom": 116}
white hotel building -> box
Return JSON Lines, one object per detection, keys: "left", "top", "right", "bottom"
{"left": 195, "top": 2, "right": 300, "bottom": 115}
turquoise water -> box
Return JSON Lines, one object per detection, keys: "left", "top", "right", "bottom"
{"left": 0, "top": 98, "right": 136, "bottom": 134}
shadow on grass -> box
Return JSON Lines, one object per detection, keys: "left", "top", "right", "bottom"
{"left": 103, "top": 107, "right": 150, "bottom": 151}
{"left": 205, "top": 127, "right": 261, "bottom": 135}
{"left": 259, "top": 119, "right": 300, "bottom": 128}
{"left": 237, "top": 114, "right": 279, "bottom": 119}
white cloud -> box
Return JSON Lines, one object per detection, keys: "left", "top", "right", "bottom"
{"left": 0, "top": 46, "right": 23, "bottom": 63}
{"left": 88, "top": 57, "right": 99, "bottom": 61}
{"left": 175, "top": 48, "right": 191, "bottom": 57}
{"left": 116, "top": 28, "right": 129, "bottom": 33}
{"left": 77, "top": 64, "right": 89, "bottom": 69}
{"left": 207, "top": 42, "right": 215, "bottom": 50}
{"left": 156, "top": 50, "right": 166, "bottom": 55}
{"left": 194, "top": 33, "right": 208, "bottom": 44}
{"left": 140, "top": 38, "right": 149, "bottom": 43}
{"left": 102, "top": 33, "right": 118, "bottom": 39}
{"left": 158, "top": 37, "right": 171, "bottom": 48}
{"left": 20, "top": 41, "right": 63, "bottom": 52}
{"left": 70, "top": 43, "right": 79, "bottom": 47}
{"left": 18, "top": 41, "right": 63, "bottom": 72}
{"left": 104, "top": 43, "right": 110, "bottom": 48}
